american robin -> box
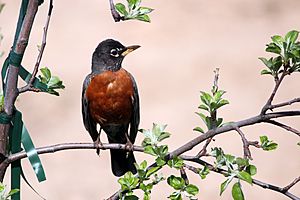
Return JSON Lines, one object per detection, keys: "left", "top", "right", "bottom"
{"left": 81, "top": 39, "right": 140, "bottom": 177}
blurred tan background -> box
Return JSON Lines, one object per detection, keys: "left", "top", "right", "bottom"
{"left": 1, "top": 0, "right": 300, "bottom": 199}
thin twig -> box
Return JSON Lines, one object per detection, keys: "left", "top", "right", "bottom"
{"left": 0, "top": 142, "right": 144, "bottom": 176}
{"left": 283, "top": 176, "right": 300, "bottom": 192}
{"left": 270, "top": 98, "right": 300, "bottom": 110}
{"left": 265, "top": 120, "right": 300, "bottom": 137}
{"left": 196, "top": 68, "right": 219, "bottom": 158}
{"left": 196, "top": 138, "right": 212, "bottom": 158}
{"left": 180, "top": 167, "right": 189, "bottom": 185}
{"left": 235, "top": 126, "right": 253, "bottom": 159}
{"left": 261, "top": 71, "right": 287, "bottom": 114}
{"left": 109, "top": 0, "right": 123, "bottom": 22}
{"left": 169, "top": 111, "right": 300, "bottom": 160}
{"left": 183, "top": 163, "right": 199, "bottom": 174}
{"left": 19, "top": 0, "right": 53, "bottom": 93}
{"left": 182, "top": 156, "right": 300, "bottom": 200}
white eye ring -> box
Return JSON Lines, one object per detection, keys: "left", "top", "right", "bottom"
{"left": 110, "top": 49, "right": 119, "bottom": 57}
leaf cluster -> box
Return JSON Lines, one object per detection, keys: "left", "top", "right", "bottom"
{"left": 260, "top": 30, "right": 300, "bottom": 78}
{"left": 39, "top": 67, "right": 65, "bottom": 96}
{"left": 118, "top": 160, "right": 164, "bottom": 200}
{"left": 115, "top": 0, "right": 153, "bottom": 22}
{"left": 259, "top": 135, "right": 278, "bottom": 151}
{"left": 210, "top": 147, "right": 257, "bottom": 200}
{"left": 194, "top": 89, "right": 229, "bottom": 132}
{"left": 167, "top": 175, "right": 199, "bottom": 200}
{"left": 0, "top": 182, "right": 19, "bottom": 200}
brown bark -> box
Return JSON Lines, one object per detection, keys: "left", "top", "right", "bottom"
{"left": 0, "top": 0, "right": 40, "bottom": 181}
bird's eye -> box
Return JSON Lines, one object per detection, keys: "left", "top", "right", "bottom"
{"left": 110, "top": 49, "right": 119, "bottom": 57}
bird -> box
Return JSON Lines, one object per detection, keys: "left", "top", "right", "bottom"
{"left": 81, "top": 39, "right": 140, "bottom": 177}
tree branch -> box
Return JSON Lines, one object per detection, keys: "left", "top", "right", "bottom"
{"left": 270, "top": 98, "right": 300, "bottom": 110}
{"left": 182, "top": 156, "right": 300, "bottom": 200}
{"left": 168, "top": 111, "right": 300, "bottom": 160}
{"left": 265, "top": 120, "right": 300, "bottom": 137}
{"left": 0, "top": 142, "right": 144, "bottom": 169}
{"left": 19, "top": 0, "right": 53, "bottom": 93}
{"left": 108, "top": 0, "right": 123, "bottom": 22}
{"left": 261, "top": 71, "right": 287, "bottom": 114}
{"left": 235, "top": 126, "right": 253, "bottom": 159}
{"left": 0, "top": 0, "right": 40, "bottom": 181}
{"left": 283, "top": 176, "right": 300, "bottom": 192}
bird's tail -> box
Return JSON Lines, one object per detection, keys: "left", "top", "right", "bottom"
{"left": 109, "top": 149, "right": 137, "bottom": 177}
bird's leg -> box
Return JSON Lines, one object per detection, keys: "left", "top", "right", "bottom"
{"left": 124, "top": 132, "right": 134, "bottom": 151}
{"left": 95, "top": 128, "right": 103, "bottom": 155}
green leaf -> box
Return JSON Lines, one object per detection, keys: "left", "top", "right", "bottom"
{"left": 167, "top": 156, "right": 184, "bottom": 169}
{"left": 259, "top": 57, "right": 273, "bottom": 69}
{"left": 220, "top": 177, "right": 233, "bottom": 195}
{"left": 157, "top": 132, "right": 171, "bottom": 142}
{"left": 285, "top": 30, "right": 299, "bottom": 44}
{"left": 145, "top": 166, "right": 161, "bottom": 178}
{"left": 260, "top": 135, "right": 268, "bottom": 144}
{"left": 271, "top": 35, "right": 284, "bottom": 47}
{"left": 237, "top": 171, "right": 252, "bottom": 184}
{"left": 143, "top": 193, "right": 150, "bottom": 200}
{"left": 39, "top": 67, "right": 65, "bottom": 96}
{"left": 216, "top": 117, "right": 223, "bottom": 127}
{"left": 246, "top": 165, "right": 257, "bottom": 176}
{"left": 155, "top": 157, "right": 166, "bottom": 166}
{"left": 195, "top": 112, "right": 206, "bottom": 123}
{"left": 40, "top": 67, "right": 51, "bottom": 81}
{"left": 115, "top": 3, "right": 128, "bottom": 16}
{"left": 235, "top": 157, "right": 249, "bottom": 168}
{"left": 136, "top": 14, "right": 151, "bottom": 22}
{"left": 214, "top": 90, "right": 226, "bottom": 102}
{"left": 156, "top": 145, "right": 168, "bottom": 157}
{"left": 124, "top": 195, "right": 139, "bottom": 200}
{"left": 260, "top": 69, "right": 272, "bottom": 75}
{"left": 48, "top": 76, "right": 64, "bottom": 88}
{"left": 0, "top": 182, "right": 4, "bottom": 192}
{"left": 199, "top": 165, "right": 210, "bottom": 179}
{"left": 193, "top": 127, "right": 204, "bottom": 133}
{"left": 263, "top": 142, "right": 278, "bottom": 151}
{"left": 200, "top": 91, "right": 212, "bottom": 106}
{"left": 272, "top": 56, "right": 283, "bottom": 72}
{"left": 144, "top": 145, "right": 156, "bottom": 156}
{"left": 260, "top": 135, "right": 278, "bottom": 151}
{"left": 6, "top": 189, "right": 19, "bottom": 198}
{"left": 266, "top": 43, "right": 281, "bottom": 54}
{"left": 214, "top": 99, "right": 229, "bottom": 110}
{"left": 168, "top": 192, "right": 182, "bottom": 200}
{"left": 224, "top": 154, "right": 235, "bottom": 163}
{"left": 198, "top": 104, "right": 209, "bottom": 111}
{"left": 167, "top": 175, "right": 185, "bottom": 190}
{"left": 118, "top": 172, "right": 139, "bottom": 191}
{"left": 185, "top": 184, "right": 199, "bottom": 196}
{"left": 140, "top": 160, "right": 147, "bottom": 170}
{"left": 232, "top": 182, "right": 244, "bottom": 200}
{"left": 138, "top": 7, "right": 154, "bottom": 15}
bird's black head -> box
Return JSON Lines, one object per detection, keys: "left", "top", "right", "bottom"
{"left": 92, "top": 39, "right": 140, "bottom": 72}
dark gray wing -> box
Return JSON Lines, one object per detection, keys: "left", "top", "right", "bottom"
{"left": 128, "top": 73, "right": 140, "bottom": 143}
{"left": 82, "top": 74, "right": 98, "bottom": 141}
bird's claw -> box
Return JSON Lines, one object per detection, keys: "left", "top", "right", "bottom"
{"left": 95, "top": 136, "right": 103, "bottom": 156}
{"left": 125, "top": 141, "right": 134, "bottom": 151}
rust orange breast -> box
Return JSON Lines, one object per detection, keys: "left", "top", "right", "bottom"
{"left": 85, "top": 69, "right": 134, "bottom": 125}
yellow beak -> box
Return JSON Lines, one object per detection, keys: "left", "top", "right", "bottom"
{"left": 121, "top": 45, "right": 141, "bottom": 56}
